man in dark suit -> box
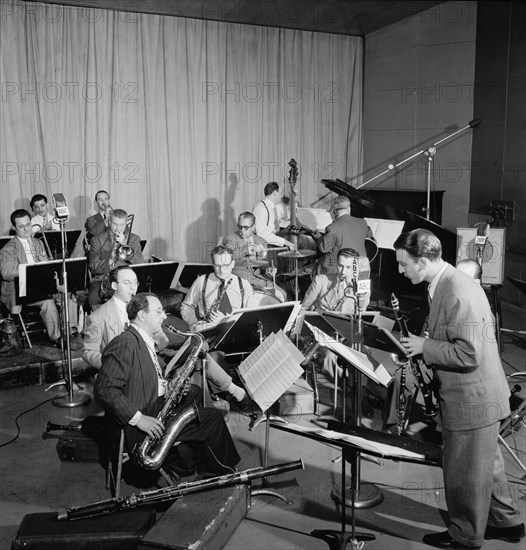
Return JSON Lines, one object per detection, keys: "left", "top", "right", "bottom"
{"left": 95, "top": 292, "right": 240, "bottom": 479}
{"left": 395, "top": 229, "right": 524, "bottom": 549}
{"left": 317, "top": 195, "right": 373, "bottom": 275}
{"left": 85, "top": 189, "right": 111, "bottom": 244}
{"left": 88, "top": 208, "right": 143, "bottom": 310}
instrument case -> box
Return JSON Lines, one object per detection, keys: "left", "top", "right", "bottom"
{"left": 11, "top": 509, "right": 156, "bottom": 550}
{"left": 56, "top": 432, "right": 101, "bottom": 462}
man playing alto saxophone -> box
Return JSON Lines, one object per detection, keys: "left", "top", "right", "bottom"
{"left": 180, "top": 245, "right": 256, "bottom": 409}
{"left": 95, "top": 292, "right": 240, "bottom": 481}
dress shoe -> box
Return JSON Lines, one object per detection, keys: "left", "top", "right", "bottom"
{"left": 485, "top": 523, "right": 525, "bottom": 542}
{"left": 422, "top": 531, "right": 478, "bottom": 549}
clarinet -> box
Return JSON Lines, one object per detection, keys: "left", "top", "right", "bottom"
{"left": 390, "top": 293, "right": 438, "bottom": 418}
{"left": 396, "top": 361, "right": 407, "bottom": 435}
{"left": 202, "top": 278, "right": 232, "bottom": 322}
{"left": 58, "top": 459, "right": 304, "bottom": 520}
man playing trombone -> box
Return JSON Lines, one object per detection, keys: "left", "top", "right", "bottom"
{"left": 88, "top": 208, "right": 143, "bottom": 311}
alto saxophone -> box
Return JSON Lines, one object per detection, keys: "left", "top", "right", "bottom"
{"left": 202, "top": 278, "right": 232, "bottom": 322}
{"left": 134, "top": 326, "right": 207, "bottom": 470}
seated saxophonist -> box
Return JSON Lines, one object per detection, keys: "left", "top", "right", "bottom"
{"left": 180, "top": 245, "right": 256, "bottom": 409}
{"left": 95, "top": 293, "right": 240, "bottom": 480}
{"left": 88, "top": 208, "right": 143, "bottom": 311}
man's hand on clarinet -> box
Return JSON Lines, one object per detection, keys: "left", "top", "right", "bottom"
{"left": 400, "top": 333, "right": 426, "bottom": 357}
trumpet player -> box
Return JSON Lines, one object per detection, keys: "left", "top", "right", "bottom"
{"left": 88, "top": 208, "right": 143, "bottom": 310}
{"left": 95, "top": 293, "right": 240, "bottom": 480}
{"left": 0, "top": 209, "right": 61, "bottom": 346}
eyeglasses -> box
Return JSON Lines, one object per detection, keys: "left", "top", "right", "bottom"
{"left": 213, "top": 262, "right": 233, "bottom": 270}
{"left": 237, "top": 224, "right": 254, "bottom": 230}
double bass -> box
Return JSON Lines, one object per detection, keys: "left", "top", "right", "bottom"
{"left": 277, "top": 159, "right": 318, "bottom": 274}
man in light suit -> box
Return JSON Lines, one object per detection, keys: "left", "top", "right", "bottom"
{"left": 395, "top": 229, "right": 524, "bottom": 549}
{"left": 82, "top": 265, "right": 168, "bottom": 369}
{"left": 95, "top": 293, "right": 240, "bottom": 478}
{"left": 0, "top": 209, "right": 61, "bottom": 345}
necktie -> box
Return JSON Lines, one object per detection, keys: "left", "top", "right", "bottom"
{"left": 217, "top": 280, "right": 232, "bottom": 315}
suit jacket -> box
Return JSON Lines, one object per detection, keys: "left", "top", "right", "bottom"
{"left": 0, "top": 236, "right": 48, "bottom": 311}
{"left": 95, "top": 326, "right": 160, "bottom": 453}
{"left": 318, "top": 214, "right": 371, "bottom": 273}
{"left": 423, "top": 264, "right": 510, "bottom": 431}
{"left": 85, "top": 212, "right": 106, "bottom": 240}
{"left": 83, "top": 297, "right": 170, "bottom": 369}
{"left": 82, "top": 297, "right": 124, "bottom": 369}
{"left": 89, "top": 227, "right": 144, "bottom": 279}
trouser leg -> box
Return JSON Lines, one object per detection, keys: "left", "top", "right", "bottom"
{"left": 443, "top": 423, "right": 498, "bottom": 547}
{"left": 32, "top": 298, "right": 61, "bottom": 341}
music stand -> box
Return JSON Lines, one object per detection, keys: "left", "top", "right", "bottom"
{"left": 33, "top": 230, "right": 81, "bottom": 259}
{"left": 270, "top": 419, "right": 441, "bottom": 550}
{"left": 173, "top": 262, "right": 214, "bottom": 290}
{"left": 0, "top": 236, "right": 13, "bottom": 251}
{"left": 129, "top": 261, "right": 180, "bottom": 293}
{"left": 202, "top": 301, "right": 301, "bottom": 355}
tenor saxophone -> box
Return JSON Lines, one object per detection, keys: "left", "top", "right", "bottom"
{"left": 134, "top": 326, "right": 207, "bottom": 470}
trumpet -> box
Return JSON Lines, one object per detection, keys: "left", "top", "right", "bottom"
{"left": 115, "top": 214, "right": 134, "bottom": 262}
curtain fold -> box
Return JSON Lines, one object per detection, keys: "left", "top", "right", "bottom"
{"left": 1, "top": 0, "right": 363, "bottom": 261}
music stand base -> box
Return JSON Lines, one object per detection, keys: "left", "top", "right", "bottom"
{"left": 52, "top": 391, "right": 91, "bottom": 408}
{"left": 311, "top": 529, "right": 375, "bottom": 550}
{"left": 331, "top": 482, "right": 383, "bottom": 509}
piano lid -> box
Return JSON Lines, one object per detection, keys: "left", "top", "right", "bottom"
{"left": 321, "top": 179, "right": 457, "bottom": 264}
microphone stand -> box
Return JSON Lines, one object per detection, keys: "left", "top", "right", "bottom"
{"left": 356, "top": 119, "right": 481, "bottom": 221}
{"left": 52, "top": 216, "right": 90, "bottom": 408}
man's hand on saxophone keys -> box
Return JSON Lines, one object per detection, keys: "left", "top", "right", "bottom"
{"left": 137, "top": 415, "right": 165, "bottom": 439}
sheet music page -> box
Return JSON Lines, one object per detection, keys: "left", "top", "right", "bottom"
{"left": 364, "top": 218, "right": 405, "bottom": 250}
{"left": 18, "top": 264, "right": 27, "bottom": 297}
{"left": 238, "top": 330, "right": 305, "bottom": 412}
{"left": 297, "top": 207, "right": 332, "bottom": 231}
{"left": 272, "top": 421, "right": 425, "bottom": 460}
{"left": 306, "top": 322, "right": 391, "bottom": 387}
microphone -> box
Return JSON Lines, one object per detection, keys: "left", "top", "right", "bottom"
{"left": 469, "top": 118, "right": 481, "bottom": 128}
{"left": 353, "top": 256, "right": 371, "bottom": 313}
{"left": 475, "top": 222, "right": 489, "bottom": 261}
{"left": 52, "top": 193, "right": 69, "bottom": 220}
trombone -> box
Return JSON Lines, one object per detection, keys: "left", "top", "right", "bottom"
{"left": 31, "top": 224, "right": 53, "bottom": 261}
{"left": 115, "top": 214, "right": 134, "bottom": 262}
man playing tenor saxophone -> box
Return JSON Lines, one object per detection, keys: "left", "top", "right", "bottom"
{"left": 95, "top": 293, "right": 240, "bottom": 481}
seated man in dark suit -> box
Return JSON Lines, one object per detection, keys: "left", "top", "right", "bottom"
{"left": 88, "top": 208, "right": 143, "bottom": 310}
{"left": 95, "top": 293, "right": 240, "bottom": 480}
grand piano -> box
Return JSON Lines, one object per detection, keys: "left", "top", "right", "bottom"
{"left": 321, "top": 178, "right": 457, "bottom": 311}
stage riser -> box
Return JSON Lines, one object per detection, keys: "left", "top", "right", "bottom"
{"left": 0, "top": 357, "right": 88, "bottom": 388}
{"left": 138, "top": 485, "right": 248, "bottom": 550}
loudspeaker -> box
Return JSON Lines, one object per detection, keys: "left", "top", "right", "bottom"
{"left": 456, "top": 228, "right": 506, "bottom": 285}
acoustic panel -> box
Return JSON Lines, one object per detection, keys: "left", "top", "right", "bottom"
{"left": 456, "top": 228, "right": 506, "bottom": 285}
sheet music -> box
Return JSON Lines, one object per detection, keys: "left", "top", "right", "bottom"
{"left": 364, "top": 217, "right": 405, "bottom": 250}
{"left": 306, "top": 322, "right": 392, "bottom": 387}
{"left": 297, "top": 207, "right": 332, "bottom": 231}
{"left": 272, "top": 421, "right": 425, "bottom": 460}
{"left": 238, "top": 330, "right": 305, "bottom": 413}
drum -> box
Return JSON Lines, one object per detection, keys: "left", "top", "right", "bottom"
{"left": 253, "top": 289, "right": 284, "bottom": 306}
{"left": 277, "top": 249, "right": 315, "bottom": 275}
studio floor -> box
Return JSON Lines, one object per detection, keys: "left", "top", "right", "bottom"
{"left": 0, "top": 307, "right": 525, "bottom": 550}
